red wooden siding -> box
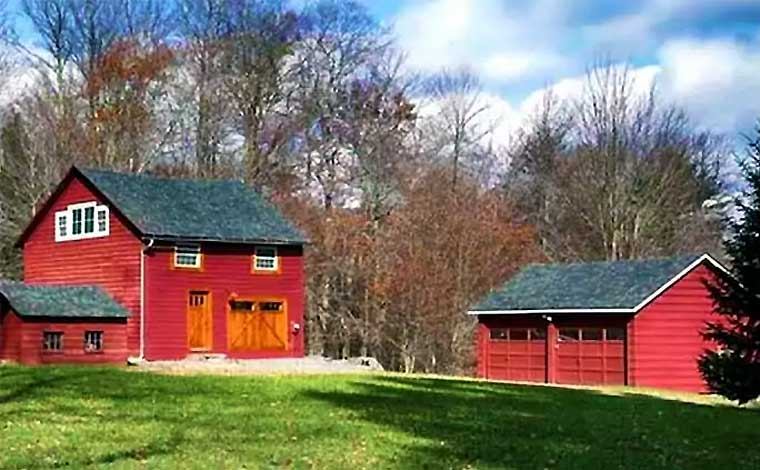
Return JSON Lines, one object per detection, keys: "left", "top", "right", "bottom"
{"left": 0, "top": 311, "right": 127, "bottom": 364}
{"left": 144, "top": 243, "right": 305, "bottom": 360}
{"left": 478, "top": 316, "right": 547, "bottom": 382}
{"left": 22, "top": 177, "right": 142, "bottom": 355}
{"left": 628, "top": 264, "right": 719, "bottom": 392}
{"left": 0, "top": 310, "right": 23, "bottom": 361}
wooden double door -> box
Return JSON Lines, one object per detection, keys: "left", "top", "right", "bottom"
{"left": 228, "top": 298, "right": 288, "bottom": 352}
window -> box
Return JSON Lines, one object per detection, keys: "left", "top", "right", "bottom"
{"left": 56, "top": 213, "right": 68, "bottom": 239}
{"left": 97, "top": 207, "right": 108, "bottom": 232}
{"left": 54, "top": 202, "right": 109, "bottom": 242}
{"left": 605, "top": 327, "right": 625, "bottom": 341}
{"left": 229, "top": 300, "right": 255, "bottom": 311}
{"left": 529, "top": 328, "right": 547, "bottom": 340}
{"left": 260, "top": 301, "right": 283, "bottom": 313}
{"left": 581, "top": 328, "right": 603, "bottom": 341}
{"left": 490, "top": 328, "right": 508, "bottom": 340}
{"left": 72, "top": 208, "right": 83, "bottom": 235}
{"left": 84, "top": 331, "right": 103, "bottom": 352}
{"left": 253, "top": 246, "right": 278, "bottom": 272}
{"left": 558, "top": 328, "right": 580, "bottom": 342}
{"left": 42, "top": 332, "right": 63, "bottom": 352}
{"left": 509, "top": 329, "right": 529, "bottom": 340}
{"left": 174, "top": 245, "right": 201, "bottom": 268}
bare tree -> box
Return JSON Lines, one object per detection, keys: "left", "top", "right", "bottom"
{"left": 422, "top": 67, "right": 495, "bottom": 187}
{"left": 506, "top": 62, "right": 727, "bottom": 262}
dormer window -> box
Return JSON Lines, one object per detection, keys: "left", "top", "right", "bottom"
{"left": 174, "top": 245, "right": 202, "bottom": 269}
{"left": 55, "top": 202, "right": 110, "bottom": 242}
{"left": 253, "top": 246, "right": 279, "bottom": 273}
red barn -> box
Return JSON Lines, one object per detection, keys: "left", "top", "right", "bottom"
{"left": 0, "top": 166, "right": 306, "bottom": 364}
{"left": 469, "top": 254, "right": 728, "bottom": 393}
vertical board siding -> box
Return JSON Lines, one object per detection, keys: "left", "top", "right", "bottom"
{"left": 4, "top": 313, "right": 127, "bottom": 364}
{"left": 144, "top": 244, "right": 305, "bottom": 360}
{"left": 629, "top": 264, "right": 719, "bottom": 392}
{"left": 22, "top": 177, "right": 142, "bottom": 356}
{"left": 0, "top": 310, "right": 23, "bottom": 360}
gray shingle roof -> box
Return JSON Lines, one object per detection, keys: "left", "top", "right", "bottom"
{"left": 0, "top": 282, "right": 129, "bottom": 318}
{"left": 79, "top": 168, "right": 305, "bottom": 244}
{"left": 471, "top": 255, "right": 706, "bottom": 312}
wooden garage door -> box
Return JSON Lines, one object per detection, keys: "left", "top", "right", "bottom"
{"left": 557, "top": 327, "right": 625, "bottom": 385}
{"left": 487, "top": 328, "right": 546, "bottom": 382}
{"left": 228, "top": 299, "right": 288, "bottom": 352}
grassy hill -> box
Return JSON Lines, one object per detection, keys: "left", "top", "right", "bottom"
{"left": 0, "top": 366, "right": 758, "bottom": 469}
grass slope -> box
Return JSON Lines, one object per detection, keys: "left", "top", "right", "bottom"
{"left": 0, "top": 366, "right": 758, "bottom": 469}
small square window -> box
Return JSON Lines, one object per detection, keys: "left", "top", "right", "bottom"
{"left": 605, "top": 328, "right": 625, "bottom": 341}
{"left": 96, "top": 207, "right": 108, "bottom": 233}
{"left": 509, "top": 329, "right": 529, "bottom": 340}
{"left": 529, "top": 328, "right": 547, "bottom": 340}
{"left": 254, "top": 247, "right": 278, "bottom": 272}
{"left": 581, "top": 328, "right": 603, "bottom": 341}
{"left": 84, "top": 331, "right": 103, "bottom": 352}
{"left": 175, "top": 245, "right": 201, "bottom": 268}
{"left": 259, "top": 301, "right": 283, "bottom": 313}
{"left": 43, "top": 332, "right": 63, "bottom": 352}
{"left": 558, "top": 328, "right": 580, "bottom": 342}
{"left": 56, "top": 212, "right": 68, "bottom": 239}
{"left": 489, "top": 328, "right": 508, "bottom": 340}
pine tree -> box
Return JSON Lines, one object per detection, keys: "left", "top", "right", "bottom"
{"left": 698, "top": 125, "right": 760, "bottom": 404}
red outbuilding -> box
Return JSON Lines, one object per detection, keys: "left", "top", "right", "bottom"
{"left": 1, "top": 166, "right": 306, "bottom": 364}
{"left": 469, "top": 254, "right": 728, "bottom": 393}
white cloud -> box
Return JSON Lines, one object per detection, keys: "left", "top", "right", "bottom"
{"left": 392, "top": 0, "right": 569, "bottom": 84}
{"left": 657, "top": 37, "right": 760, "bottom": 133}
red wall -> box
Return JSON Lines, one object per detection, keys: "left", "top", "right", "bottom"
{"left": 0, "top": 309, "right": 22, "bottom": 361}
{"left": 0, "top": 310, "right": 127, "bottom": 364}
{"left": 22, "top": 177, "right": 143, "bottom": 355}
{"left": 629, "top": 264, "right": 719, "bottom": 392}
{"left": 144, "top": 243, "right": 305, "bottom": 360}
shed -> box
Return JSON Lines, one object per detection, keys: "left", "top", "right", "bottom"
{"left": 469, "top": 254, "right": 728, "bottom": 392}
{"left": 0, "top": 282, "right": 129, "bottom": 364}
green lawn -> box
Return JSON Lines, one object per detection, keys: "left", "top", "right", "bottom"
{"left": 0, "top": 366, "right": 758, "bottom": 469}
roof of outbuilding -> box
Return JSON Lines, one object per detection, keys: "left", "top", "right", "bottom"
{"left": 470, "top": 254, "right": 723, "bottom": 313}
{"left": 0, "top": 281, "right": 129, "bottom": 318}
{"left": 78, "top": 168, "right": 306, "bottom": 244}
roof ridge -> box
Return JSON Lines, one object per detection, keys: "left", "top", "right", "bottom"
{"left": 78, "top": 166, "right": 248, "bottom": 186}
{"left": 525, "top": 254, "right": 703, "bottom": 270}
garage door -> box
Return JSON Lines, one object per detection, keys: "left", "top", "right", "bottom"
{"left": 557, "top": 327, "right": 625, "bottom": 385}
{"left": 487, "top": 327, "right": 546, "bottom": 382}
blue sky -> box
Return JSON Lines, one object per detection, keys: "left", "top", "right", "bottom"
{"left": 7, "top": 0, "right": 760, "bottom": 142}
{"left": 366, "top": 0, "right": 760, "bottom": 142}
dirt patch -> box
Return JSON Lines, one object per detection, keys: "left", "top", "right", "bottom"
{"left": 134, "top": 355, "right": 384, "bottom": 375}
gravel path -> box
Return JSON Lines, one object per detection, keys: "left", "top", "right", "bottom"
{"left": 135, "top": 355, "right": 384, "bottom": 375}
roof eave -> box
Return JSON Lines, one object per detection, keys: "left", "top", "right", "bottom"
{"left": 467, "top": 308, "right": 636, "bottom": 315}
{"left": 142, "top": 234, "right": 308, "bottom": 245}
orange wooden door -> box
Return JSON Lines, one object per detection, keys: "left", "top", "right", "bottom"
{"left": 188, "top": 292, "right": 212, "bottom": 351}
{"left": 228, "top": 300, "right": 288, "bottom": 352}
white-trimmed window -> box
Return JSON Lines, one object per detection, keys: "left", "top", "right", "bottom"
{"left": 55, "top": 202, "right": 110, "bottom": 242}
{"left": 84, "top": 331, "right": 103, "bottom": 352}
{"left": 174, "top": 245, "right": 202, "bottom": 268}
{"left": 253, "top": 246, "right": 278, "bottom": 272}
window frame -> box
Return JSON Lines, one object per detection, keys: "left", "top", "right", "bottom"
{"left": 42, "top": 331, "right": 64, "bottom": 353}
{"left": 174, "top": 245, "right": 203, "bottom": 269}
{"left": 252, "top": 246, "right": 280, "bottom": 274}
{"left": 55, "top": 202, "right": 110, "bottom": 242}
{"left": 84, "top": 330, "right": 104, "bottom": 353}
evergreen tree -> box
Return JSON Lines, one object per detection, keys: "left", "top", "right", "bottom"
{"left": 699, "top": 125, "right": 760, "bottom": 404}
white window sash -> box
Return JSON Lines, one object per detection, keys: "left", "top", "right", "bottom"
{"left": 174, "top": 246, "right": 202, "bottom": 268}
{"left": 254, "top": 247, "right": 278, "bottom": 271}
{"left": 55, "top": 202, "right": 110, "bottom": 242}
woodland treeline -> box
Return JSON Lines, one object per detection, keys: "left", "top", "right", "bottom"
{"left": 0, "top": 1, "right": 730, "bottom": 373}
